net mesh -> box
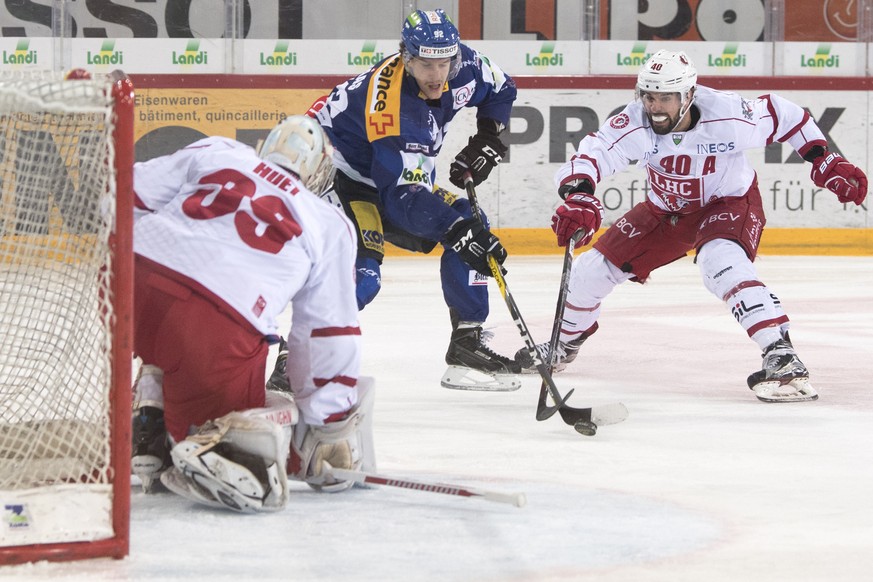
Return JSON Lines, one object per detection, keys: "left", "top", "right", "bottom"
{"left": 0, "top": 71, "right": 117, "bottom": 490}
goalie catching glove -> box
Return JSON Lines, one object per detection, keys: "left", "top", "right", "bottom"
{"left": 449, "top": 119, "right": 508, "bottom": 189}
{"left": 810, "top": 152, "right": 867, "bottom": 205}
{"left": 288, "top": 377, "right": 376, "bottom": 492}
{"left": 443, "top": 217, "right": 507, "bottom": 276}
{"left": 552, "top": 178, "right": 603, "bottom": 247}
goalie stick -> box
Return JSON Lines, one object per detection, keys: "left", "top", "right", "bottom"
{"left": 324, "top": 464, "right": 526, "bottom": 507}
{"left": 463, "top": 176, "right": 628, "bottom": 434}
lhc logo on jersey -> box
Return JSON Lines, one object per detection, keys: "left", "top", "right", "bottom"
{"left": 610, "top": 113, "right": 630, "bottom": 129}
{"left": 646, "top": 166, "right": 703, "bottom": 212}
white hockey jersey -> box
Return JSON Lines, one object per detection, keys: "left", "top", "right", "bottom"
{"left": 134, "top": 136, "right": 358, "bottom": 338}
{"left": 133, "top": 137, "right": 361, "bottom": 422}
{"left": 556, "top": 85, "right": 827, "bottom": 214}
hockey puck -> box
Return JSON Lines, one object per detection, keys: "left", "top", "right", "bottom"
{"left": 574, "top": 420, "right": 597, "bottom": 436}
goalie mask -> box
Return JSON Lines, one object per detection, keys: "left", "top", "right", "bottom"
{"left": 636, "top": 50, "right": 698, "bottom": 126}
{"left": 400, "top": 9, "right": 462, "bottom": 80}
{"left": 258, "top": 115, "right": 336, "bottom": 196}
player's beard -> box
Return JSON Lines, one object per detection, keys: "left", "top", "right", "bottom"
{"left": 647, "top": 111, "right": 679, "bottom": 135}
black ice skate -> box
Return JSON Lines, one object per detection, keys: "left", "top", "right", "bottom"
{"left": 515, "top": 324, "right": 597, "bottom": 373}
{"left": 441, "top": 325, "right": 522, "bottom": 392}
{"left": 747, "top": 338, "right": 818, "bottom": 403}
{"left": 266, "top": 337, "right": 290, "bottom": 393}
{"left": 131, "top": 405, "right": 172, "bottom": 493}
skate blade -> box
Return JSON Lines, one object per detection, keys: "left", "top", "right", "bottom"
{"left": 440, "top": 365, "right": 522, "bottom": 392}
{"left": 752, "top": 377, "right": 818, "bottom": 403}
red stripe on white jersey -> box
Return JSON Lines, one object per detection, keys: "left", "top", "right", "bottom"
{"left": 312, "top": 326, "right": 361, "bottom": 337}
{"left": 314, "top": 375, "right": 357, "bottom": 388}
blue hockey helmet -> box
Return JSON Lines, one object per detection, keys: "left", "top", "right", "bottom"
{"left": 401, "top": 9, "right": 461, "bottom": 79}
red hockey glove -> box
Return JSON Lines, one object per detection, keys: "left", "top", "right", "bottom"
{"left": 810, "top": 152, "right": 868, "bottom": 205}
{"left": 551, "top": 193, "right": 603, "bottom": 247}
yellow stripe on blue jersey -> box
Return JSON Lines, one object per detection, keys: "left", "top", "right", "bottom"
{"left": 365, "top": 55, "right": 403, "bottom": 142}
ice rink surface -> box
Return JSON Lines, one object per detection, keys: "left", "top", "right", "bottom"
{"left": 6, "top": 254, "right": 873, "bottom": 582}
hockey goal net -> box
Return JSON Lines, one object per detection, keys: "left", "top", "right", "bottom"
{"left": 0, "top": 70, "right": 134, "bottom": 564}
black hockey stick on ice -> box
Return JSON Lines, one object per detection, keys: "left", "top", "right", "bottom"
{"left": 463, "top": 176, "right": 629, "bottom": 434}
{"left": 537, "top": 231, "right": 589, "bottom": 421}
{"left": 462, "top": 174, "right": 575, "bottom": 419}
{"left": 535, "top": 230, "right": 615, "bottom": 434}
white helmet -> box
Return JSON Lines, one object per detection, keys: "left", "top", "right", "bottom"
{"left": 258, "top": 115, "right": 335, "bottom": 195}
{"left": 636, "top": 50, "right": 697, "bottom": 118}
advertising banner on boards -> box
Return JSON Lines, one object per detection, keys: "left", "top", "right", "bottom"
{"left": 128, "top": 81, "right": 870, "bottom": 230}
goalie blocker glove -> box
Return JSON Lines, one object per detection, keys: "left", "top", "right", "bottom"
{"left": 449, "top": 119, "right": 508, "bottom": 188}
{"left": 443, "top": 217, "right": 507, "bottom": 276}
{"left": 809, "top": 151, "right": 868, "bottom": 205}
{"left": 552, "top": 178, "right": 603, "bottom": 247}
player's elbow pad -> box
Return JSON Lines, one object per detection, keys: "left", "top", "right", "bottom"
{"left": 355, "top": 257, "right": 381, "bottom": 310}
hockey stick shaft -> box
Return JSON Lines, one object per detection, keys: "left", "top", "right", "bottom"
{"left": 537, "top": 230, "right": 584, "bottom": 414}
{"left": 325, "top": 465, "right": 526, "bottom": 507}
{"left": 462, "top": 175, "right": 573, "bottom": 418}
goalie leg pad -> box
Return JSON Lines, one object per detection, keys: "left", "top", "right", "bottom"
{"left": 289, "top": 377, "right": 376, "bottom": 492}
{"left": 160, "top": 410, "right": 291, "bottom": 513}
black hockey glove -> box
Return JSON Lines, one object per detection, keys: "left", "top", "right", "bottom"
{"left": 449, "top": 119, "right": 508, "bottom": 189}
{"left": 443, "top": 217, "right": 507, "bottom": 276}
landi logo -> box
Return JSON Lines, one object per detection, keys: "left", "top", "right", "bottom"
{"left": 260, "top": 41, "right": 297, "bottom": 67}
{"left": 348, "top": 41, "right": 383, "bottom": 67}
{"left": 87, "top": 40, "right": 123, "bottom": 66}
{"left": 2, "top": 39, "right": 37, "bottom": 65}
{"left": 172, "top": 40, "right": 208, "bottom": 66}
{"left": 400, "top": 155, "right": 431, "bottom": 186}
{"left": 707, "top": 44, "right": 746, "bottom": 68}
{"left": 526, "top": 42, "right": 563, "bottom": 67}
{"left": 801, "top": 44, "right": 840, "bottom": 68}
{"left": 4, "top": 504, "right": 31, "bottom": 530}
{"left": 617, "top": 42, "right": 651, "bottom": 67}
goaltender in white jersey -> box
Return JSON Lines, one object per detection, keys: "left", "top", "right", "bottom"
{"left": 130, "top": 116, "right": 375, "bottom": 512}
{"left": 517, "top": 50, "right": 868, "bottom": 403}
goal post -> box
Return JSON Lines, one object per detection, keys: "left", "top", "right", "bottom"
{"left": 0, "top": 69, "right": 134, "bottom": 565}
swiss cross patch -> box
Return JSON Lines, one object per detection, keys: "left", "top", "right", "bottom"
{"left": 252, "top": 295, "right": 267, "bottom": 317}
{"left": 610, "top": 113, "right": 630, "bottom": 129}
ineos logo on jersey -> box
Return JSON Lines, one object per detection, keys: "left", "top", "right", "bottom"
{"left": 697, "top": 142, "right": 735, "bottom": 154}
{"left": 610, "top": 114, "right": 630, "bottom": 129}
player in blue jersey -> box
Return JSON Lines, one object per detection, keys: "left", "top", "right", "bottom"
{"left": 289, "top": 9, "right": 521, "bottom": 390}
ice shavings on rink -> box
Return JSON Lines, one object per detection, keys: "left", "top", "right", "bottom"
{"left": 4, "top": 255, "right": 872, "bottom": 582}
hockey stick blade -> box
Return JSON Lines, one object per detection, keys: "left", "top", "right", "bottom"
{"left": 558, "top": 401, "right": 629, "bottom": 432}
{"left": 324, "top": 464, "right": 527, "bottom": 508}
{"left": 529, "top": 230, "right": 629, "bottom": 434}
